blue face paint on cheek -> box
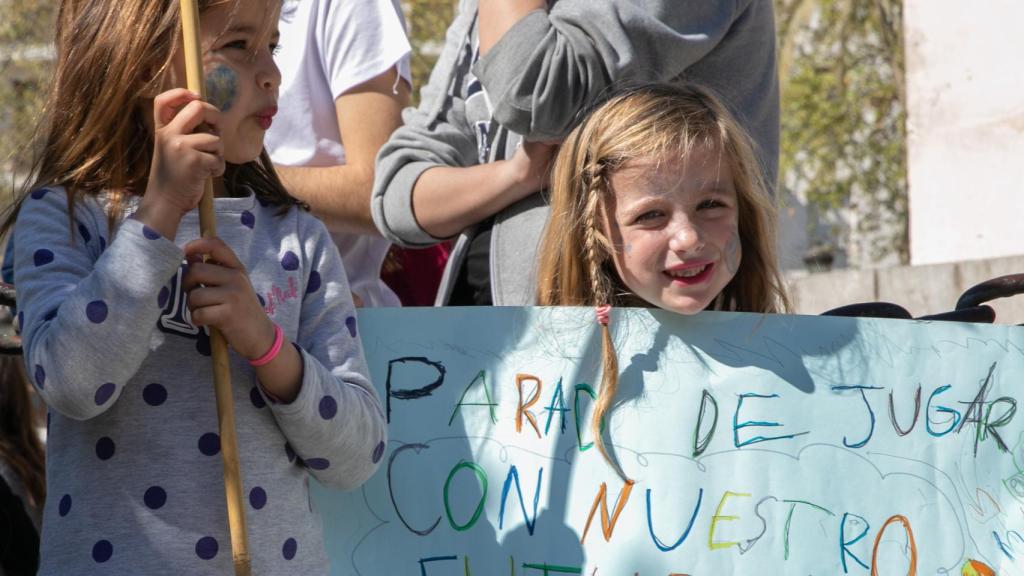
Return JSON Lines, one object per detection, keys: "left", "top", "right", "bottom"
{"left": 204, "top": 64, "right": 237, "bottom": 112}
{"left": 725, "top": 231, "right": 741, "bottom": 274}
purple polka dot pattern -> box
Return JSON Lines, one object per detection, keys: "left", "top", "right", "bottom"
{"left": 284, "top": 442, "right": 296, "bottom": 463}
{"left": 249, "top": 487, "right": 267, "bottom": 510}
{"left": 195, "top": 536, "right": 218, "bottom": 560}
{"left": 94, "top": 383, "right": 116, "bottom": 406}
{"left": 305, "top": 458, "right": 330, "bottom": 470}
{"left": 198, "top": 432, "right": 220, "bottom": 456}
{"left": 30, "top": 188, "right": 48, "bottom": 200}
{"left": 34, "top": 365, "right": 45, "bottom": 389}
{"left": 96, "top": 437, "right": 115, "bottom": 460}
{"left": 282, "top": 538, "right": 297, "bottom": 560}
{"left": 58, "top": 494, "right": 72, "bottom": 517}
{"left": 86, "top": 300, "right": 108, "bottom": 324}
{"left": 34, "top": 249, "right": 54, "bottom": 267}
{"left": 144, "top": 486, "right": 167, "bottom": 509}
{"left": 241, "top": 210, "right": 256, "bottom": 229}
{"left": 345, "top": 316, "right": 357, "bottom": 338}
{"left": 157, "top": 286, "right": 170, "bottom": 309}
{"left": 281, "top": 251, "right": 300, "bottom": 271}
{"left": 143, "top": 383, "right": 167, "bottom": 406}
{"left": 78, "top": 222, "right": 92, "bottom": 243}
{"left": 318, "top": 396, "right": 337, "bottom": 420}
{"left": 43, "top": 308, "right": 58, "bottom": 321}
{"left": 249, "top": 386, "right": 266, "bottom": 409}
{"left": 142, "top": 226, "right": 161, "bottom": 240}
{"left": 92, "top": 540, "right": 113, "bottom": 563}
{"left": 372, "top": 441, "right": 386, "bottom": 464}
{"left": 306, "top": 271, "right": 321, "bottom": 294}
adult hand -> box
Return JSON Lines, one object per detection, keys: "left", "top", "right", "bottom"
{"left": 504, "top": 140, "right": 559, "bottom": 199}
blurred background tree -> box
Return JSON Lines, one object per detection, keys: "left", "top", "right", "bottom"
{"left": 0, "top": 0, "right": 55, "bottom": 203}
{"left": 776, "top": 0, "right": 907, "bottom": 267}
{"left": 0, "top": 0, "right": 907, "bottom": 269}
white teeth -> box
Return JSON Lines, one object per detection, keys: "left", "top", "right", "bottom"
{"left": 668, "top": 264, "right": 707, "bottom": 278}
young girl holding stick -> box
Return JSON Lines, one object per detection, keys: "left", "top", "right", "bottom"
{"left": 537, "top": 84, "right": 790, "bottom": 477}
{"left": 7, "top": 0, "right": 386, "bottom": 572}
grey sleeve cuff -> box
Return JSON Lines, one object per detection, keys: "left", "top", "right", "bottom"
{"left": 371, "top": 161, "right": 449, "bottom": 247}
{"left": 473, "top": 10, "right": 553, "bottom": 136}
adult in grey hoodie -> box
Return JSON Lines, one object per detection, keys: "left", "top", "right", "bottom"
{"left": 372, "top": 0, "right": 780, "bottom": 306}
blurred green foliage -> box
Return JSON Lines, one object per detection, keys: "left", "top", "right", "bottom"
{"left": 401, "top": 0, "right": 458, "bottom": 105}
{"left": 777, "top": 0, "right": 907, "bottom": 264}
{"left": 0, "top": 0, "right": 56, "bottom": 202}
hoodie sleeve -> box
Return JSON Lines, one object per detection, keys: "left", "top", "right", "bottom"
{"left": 371, "top": 0, "right": 481, "bottom": 247}
{"left": 473, "top": 0, "right": 766, "bottom": 141}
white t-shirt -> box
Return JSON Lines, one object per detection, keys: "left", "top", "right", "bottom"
{"left": 267, "top": 0, "right": 411, "bottom": 307}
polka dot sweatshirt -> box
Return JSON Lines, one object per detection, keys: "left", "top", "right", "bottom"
{"left": 13, "top": 188, "right": 387, "bottom": 574}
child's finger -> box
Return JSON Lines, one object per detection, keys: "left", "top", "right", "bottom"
{"left": 153, "top": 89, "right": 200, "bottom": 130}
{"left": 181, "top": 261, "right": 238, "bottom": 291}
{"left": 185, "top": 285, "right": 232, "bottom": 311}
{"left": 188, "top": 302, "right": 230, "bottom": 328}
{"left": 166, "top": 100, "right": 221, "bottom": 137}
{"left": 167, "top": 141, "right": 224, "bottom": 180}
{"left": 183, "top": 237, "right": 245, "bottom": 270}
{"left": 180, "top": 132, "right": 223, "bottom": 155}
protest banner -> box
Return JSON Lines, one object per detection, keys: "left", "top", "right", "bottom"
{"left": 314, "top": 307, "right": 1023, "bottom": 575}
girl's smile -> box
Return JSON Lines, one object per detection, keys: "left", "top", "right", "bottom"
{"left": 604, "top": 143, "right": 741, "bottom": 314}
{"left": 664, "top": 260, "right": 715, "bottom": 285}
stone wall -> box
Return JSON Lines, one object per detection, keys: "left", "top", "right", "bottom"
{"left": 788, "top": 255, "right": 1024, "bottom": 324}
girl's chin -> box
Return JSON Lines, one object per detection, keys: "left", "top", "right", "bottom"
{"left": 223, "top": 149, "right": 264, "bottom": 165}
{"left": 659, "top": 294, "right": 712, "bottom": 315}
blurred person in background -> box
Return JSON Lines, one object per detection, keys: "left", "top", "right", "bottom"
{"left": 267, "top": 0, "right": 439, "bottom": 307}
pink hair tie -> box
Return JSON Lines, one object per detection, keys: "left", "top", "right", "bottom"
{"left": 595, "top": 305, "right": 612, "bottom": 326}
{"left": 249, "top": 323, "right": 284, "bottom": 367}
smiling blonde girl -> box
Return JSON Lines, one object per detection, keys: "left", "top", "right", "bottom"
{"left": 537, "top": 84, "right": 789, "bottom": 477}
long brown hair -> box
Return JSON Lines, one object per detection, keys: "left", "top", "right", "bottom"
{"left": 0, "top": 354, "right": 45, "bottom": 508}
{"left": 537, "top": 84, "right": 790, "bottom": 477}
{"left": 2, "top": 0, "right": 297, "bottom": 238}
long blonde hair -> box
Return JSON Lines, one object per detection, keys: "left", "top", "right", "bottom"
{"left": 537, "top": 84, "right": 790, "bottom": 477}
{"left": 2, "top": 0, "right": 296, "bottom": 237}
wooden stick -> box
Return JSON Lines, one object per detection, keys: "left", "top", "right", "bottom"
{"left": 178, "top": 1, "right": 251, "bottom": 574}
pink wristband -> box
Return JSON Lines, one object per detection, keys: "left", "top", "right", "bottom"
{"left": 249, "top": 323, "right": 284, "bottom": 367}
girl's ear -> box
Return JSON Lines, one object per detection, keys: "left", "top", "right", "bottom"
{"left": 139, "top": 78, "right": 163, "bottom": 99}
{"left": 139, "top": 71, "right": 169, "bottom": 99}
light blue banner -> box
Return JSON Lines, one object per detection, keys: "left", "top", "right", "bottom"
{"left": 314, "top": 307, "right": 1024, "bottom": 575}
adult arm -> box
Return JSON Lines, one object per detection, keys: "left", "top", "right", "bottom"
{"left": 410, "top": 140, "right": 555, "bottom": 239}
{"left": 372, "top": 1, "right": 556, "bottom": 245}
{"left": 474, "top": 0, "right": 766, "bottom": 140}
{"left": 275, "top": 68, "right": 409, "bottom": 236}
